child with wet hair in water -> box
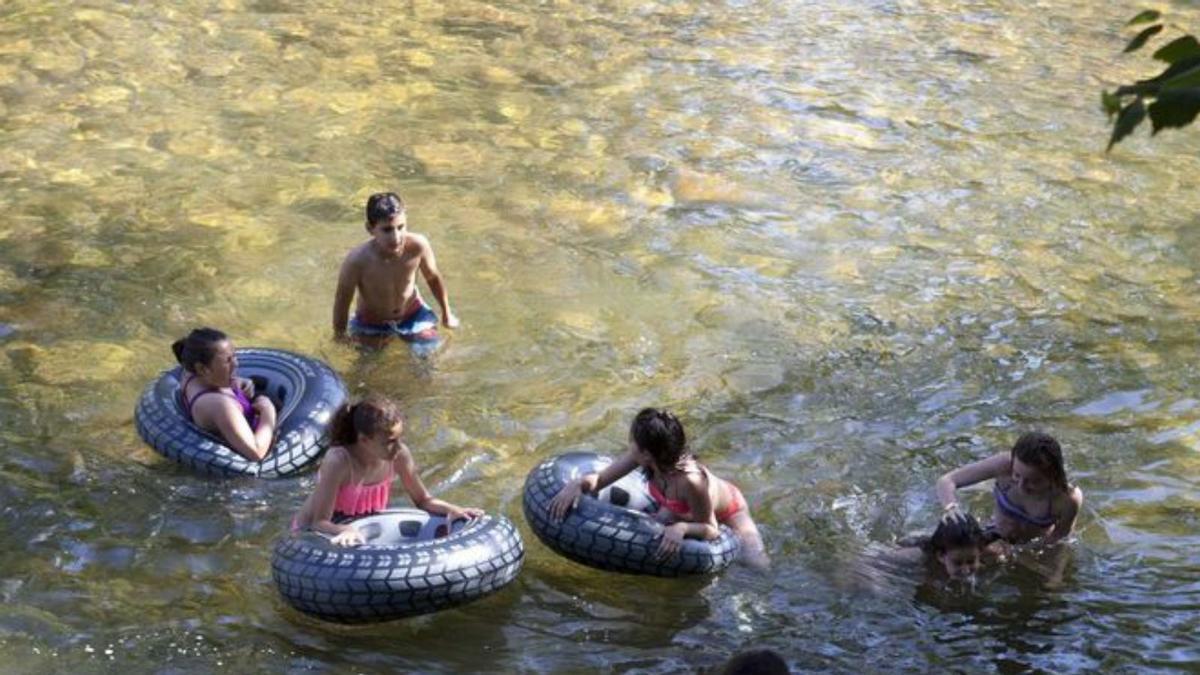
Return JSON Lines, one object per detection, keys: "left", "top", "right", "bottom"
{"left": 895, "top": 511, "right": 997, "bottom": 580}
{"left": 936, "top": 431, "right": 1083, "bottom": 545}
{"left": 172, "top": 327, "right": 277, "bottom": 462}
{"left": 292, "top": 395, "right": 483, "bottom": 546}
{"left": 549, "top": 407, "right": 769, "bottom": 569}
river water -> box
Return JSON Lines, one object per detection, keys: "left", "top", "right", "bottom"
{"left": 2, "top": 0, "right": 1199, "bottom": 672}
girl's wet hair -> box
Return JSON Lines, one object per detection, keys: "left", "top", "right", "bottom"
{"left": 330, "top": 395, "right": 403, "bottom": 446}
{"left": 921, "top": 513, "right": 990, "bottom": 556}
{"left": 630, "top": 407, "right": 688, "bottom": 471}
{"left": 171, "top": 327, "right": 227, "bottom": 373}
{"left": 1011, "top": 431, "right": 1068, "bottom": 491}
{"left": 365, "top": 192, "right": 405, "bottom": 225}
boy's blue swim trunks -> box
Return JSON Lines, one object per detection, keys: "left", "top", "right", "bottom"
{"left": 349, "top": 299, "right": 439, "bottom": 344}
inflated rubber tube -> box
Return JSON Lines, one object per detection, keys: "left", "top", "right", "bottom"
{"left": 134, "top": 348, "right": 348, "bottom": 478}
{"left": 523, "top": 452, "right": 741, "bottom": 576}
{"left": 272, "top": 509, "right": 525, "bottom": 623}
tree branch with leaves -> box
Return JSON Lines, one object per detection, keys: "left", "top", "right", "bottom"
{"left": 1103, "top": 10, "right": 1200, "bottom": 150}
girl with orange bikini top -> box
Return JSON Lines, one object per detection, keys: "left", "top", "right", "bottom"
{"left": 549, "top": 407, "right": 769, "bottom": 570}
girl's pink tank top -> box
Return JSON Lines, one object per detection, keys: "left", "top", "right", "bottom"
{"left": 328, "top": 462, "right": 395, "bottom": 517}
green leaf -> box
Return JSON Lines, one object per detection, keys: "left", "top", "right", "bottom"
{"left": 1127, "top": 10, "right": 1161, "bottom": 26}
{"left": 1126, "top": 55, "right": 1200, "bottom": 96}
{"left": 1162, "top": 62, "right": 1200, "bottom": 91}
{"left": 1102, "top": 90, "right": 1122, "bottom": 118}
{"left": 1125, "top": 24, "right": 1164, "bottom": 53}
{"left": 1153, "top": 35, "right": 1200, "bottom": 64}
{"left": 1149, "top": 88, "right": 1200, "bottom": 133}
{"left": 1116, "top": 82, "right": 1160, "bottom": 97}
{"left": 1108, "top": 98, "right": 1147, "bottom": 150}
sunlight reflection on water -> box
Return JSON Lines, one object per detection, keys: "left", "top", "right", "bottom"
{"left": 1, "top": 0, "right": 1200, "bottom": 671}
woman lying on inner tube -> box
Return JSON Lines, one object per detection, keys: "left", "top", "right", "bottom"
{"left": 171, "top": 327, "right": 277, "bottom": 461}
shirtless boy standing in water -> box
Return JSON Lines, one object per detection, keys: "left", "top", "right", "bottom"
{"left": 332, "top": 192, "right": 459, "bottom": 347}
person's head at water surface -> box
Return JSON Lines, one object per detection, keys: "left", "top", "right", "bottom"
{"left": 330, "top": 395, "right": 404, "bottom": 461}
{"left": 922, "top": 512, "right": 988, "bottom": 579}
{"left": 171, "top": 327, "right": 235, "bottom": 384}
{"left": 630, "top": 407, "right": 689, "bottom": 473}
{"left": 364, "top": 192, "right": 407, "bottom": 254}
{"left": 1009, "top": 431, "right": 1068, "bottom": 497}
{"left": 719, "top": 648, "right": 789, "bottom": 675}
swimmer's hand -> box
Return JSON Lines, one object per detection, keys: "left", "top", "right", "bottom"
{"left": 331, "top": 527, "right": 365, "bottom": 547}
{"left": 548, "top": 474, "right": 599, "bottom": 522}
{"left": 235, "top": 377, "right": 255, "bottom": 399}
{"left": 443, "top": 312, "right": 460, "bottom": 329}
{"left": 656, "top": 522, "right": 687, "bottom": 560}
{"left": 940, "top": 502, "right": 970, "bottom": 527}
{"left": 444, "top": 505, "right": 484, "bottom": 523}
{"left": 653, "top": 508, "right": 678, "bottom": 525}
{"left": 252, "top": 396, "right": 277, "bottom": 424}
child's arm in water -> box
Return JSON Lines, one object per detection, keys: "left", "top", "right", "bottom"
{"left": 1043, "top": 486, "right": 1084, "bottom": 544}
{"left": 655, "top": 470, "right": 720, "bottom": 560}
{"left": 548, "top": 449, "right": 641, "bottom": 521}
{"left": 305, "top": 449, "right": 367, "bottom": 546}
{"left": 415, "top": 234, "right": 459, "bottom": 328}
{"left": 201, "top": 393, "right": 276, "bottom": 462}
{"left": 331, "top": 250, "right": 361, "bottom": 339}
{"left": 394, "top": 443, "right": 483, "bottom": 522}
{"left": 935, "top": 452, "right": 1009, "bottom": 509}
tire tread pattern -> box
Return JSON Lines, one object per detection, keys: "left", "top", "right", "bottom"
{"left": 271, "top": 510, "right": 524, "bottom": 623}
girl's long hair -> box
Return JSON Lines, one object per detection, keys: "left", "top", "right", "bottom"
{"left": 329, "top": 395, "right": 402, "bottom": 446}
{"left": 1011, "top": 431, "right": 1069, "bottom": 491}
{"left": 631, "top": 407, "right": 690, "bottom": 475}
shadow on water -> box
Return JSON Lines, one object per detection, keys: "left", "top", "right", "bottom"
{"left": 263, "top": 581, "right": 523, "bottom": 673}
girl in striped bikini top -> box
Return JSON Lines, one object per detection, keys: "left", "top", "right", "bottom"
{"left": 937, "top": 431, "right": 1084, "bottom": 545}
{"left": 291, "top": 395, "right": 484, "bottom": 547}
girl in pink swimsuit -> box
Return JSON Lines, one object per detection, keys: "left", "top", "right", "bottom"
{"left": 173, "top": 328, "right": 277, "bottom": 462}
{"left": 291, "top": 395, "right": 483, "bottom": 546}
{"left": 549, "top": 408, "right": 769, "bottom": 570}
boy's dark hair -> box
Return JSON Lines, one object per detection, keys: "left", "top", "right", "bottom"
{"left": 921, "top": 512, "right": 990, "bottom": 556}
{"left": 330, "top": 395, "right": 402, "bottom": 446}
{"left": 630, "top": 408, "right": 688, "bottom": 471}
{"left": 1011, "top": 431, "right": 1068, "bottom": 491}
{"left": 365, "top": 192, "right": 405, "bottom": 225}
{"left": 719, "top": 648, "right": 789, "bottom": 675}
{"left": 171, "top": 327, "right": 227, "bottom": 373}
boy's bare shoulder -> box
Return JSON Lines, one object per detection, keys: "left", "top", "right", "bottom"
{"left": 342, "top": 241, "right": 375, "bottom": 266}
{"left": 407, "top": 231, "right": 433, "bottom": 251}
{"left": 887, "top": 545, "right": 926, "bottom": 564}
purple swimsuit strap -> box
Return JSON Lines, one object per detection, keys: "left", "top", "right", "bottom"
{"left": 182, "top": 374, "right": 258, "bottom": 429}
